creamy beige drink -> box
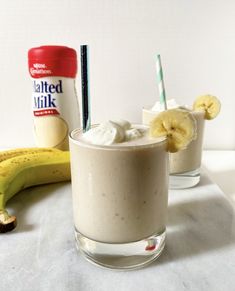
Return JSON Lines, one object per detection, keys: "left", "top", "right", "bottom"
{"left": 143, "top": 95, "right": 221, "bottom": 189}
{"left": 69, "top": 121, "right": 168, "bottom": 244}
{"left": 70, "top": 111, "right": 198, "bottom": 268}
{"left": 170, "top": 111, "right": 204, "bottom": 173}
{"left": 143, "top": 106, "right": 205, "bottom": 174}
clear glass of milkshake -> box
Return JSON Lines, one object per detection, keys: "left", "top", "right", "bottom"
{"left": 69, "top": 120, "right": 169, "bottom": 269}
{"left": 143, "top": 100, "right": 205, "bottom": 189}
{"left": 143, "top": 95, "right": 220, "bottom": 189}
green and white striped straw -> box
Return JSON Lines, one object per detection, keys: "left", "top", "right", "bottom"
{"left": 156, "top": 54, "right": 167, "bottom": 110}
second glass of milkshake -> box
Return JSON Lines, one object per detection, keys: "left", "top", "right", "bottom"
{"left": 69, "top": 120, "right": 169, "bottom": 269}
{"left": 143, "top": 101, "right": 204, "bottom": 188}
{"left": 143, "top": 96, "right": 220, "bottom": 189}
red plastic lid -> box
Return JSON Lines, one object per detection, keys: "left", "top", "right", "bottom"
{"left": 28, "top": 45, "right": 77, "bottom": 78}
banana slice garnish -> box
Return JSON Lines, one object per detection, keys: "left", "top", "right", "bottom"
{"left": 193, "top": 95, "right": 221, "bottom": 120}
{"left": 150, "top": 109, "right": 197, "bottom": 153}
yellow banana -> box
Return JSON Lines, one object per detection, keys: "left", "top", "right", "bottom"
{"left": 0, "top": 150, "right": 71, "bottom": 233}
{"left": 0, "top": 147, "right": 60, "bottom": 162}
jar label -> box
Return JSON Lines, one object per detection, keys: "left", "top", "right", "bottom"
{"left": 32, "top": 77, "right": 79, "bottom": 150}
{"left": 33, "top": 79, "right": 63, "bottom": 117}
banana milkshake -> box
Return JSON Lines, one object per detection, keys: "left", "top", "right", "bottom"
{"left": 143, "top": 95, "right": 221, "bottom": 188}
{"left": 143, "top": 101, "right": 205, "bottom": 187}
{"left": 169, "top": 111, "right": 204, "bottom": 174}
{"left": 69, "top": 120, "right": 169, "bottom": 269}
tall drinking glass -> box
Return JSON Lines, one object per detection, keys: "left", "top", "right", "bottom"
{"left": 143, "top": 108, "right": 205, "bottom": 189}
{"left": 69, "top": 125, "right": 169, "bottom": 269}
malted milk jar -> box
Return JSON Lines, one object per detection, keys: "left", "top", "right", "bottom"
{"left": 28, "top": 45, "right": 80, "bottom": 150}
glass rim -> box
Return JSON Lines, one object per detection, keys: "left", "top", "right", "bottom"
{"left": 142, "top": 106, "right": 206, "bottom": 116}
{"left": 142, "top": 106, "right": 153, "bottom": 111}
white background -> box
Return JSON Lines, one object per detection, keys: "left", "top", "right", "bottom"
{"left": 0, "top": 0, "right": 234, "bottom": 149}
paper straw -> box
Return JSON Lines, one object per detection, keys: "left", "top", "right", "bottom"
{"left": 80, "top": 45, "right": 91, "bottom": 132}
{"left": 156, "top": 54, "right": 167, "bottom": 110}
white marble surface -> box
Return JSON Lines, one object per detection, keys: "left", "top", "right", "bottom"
{"left": 203, "top": 150, "right": 235, "bottom": 206}
{"left": 0, "top": 173, "right": 235, "bottom": 291}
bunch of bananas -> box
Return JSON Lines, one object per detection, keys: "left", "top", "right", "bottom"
{"left": 0, "top": 148, "right": 71, "bottom": 233}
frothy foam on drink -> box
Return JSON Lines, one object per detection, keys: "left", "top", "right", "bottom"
{"left": 151, "top": 99, "right": 189, "bottom": 112}
{"left": 82, "top": 120, "right": 146, "bottom": 146}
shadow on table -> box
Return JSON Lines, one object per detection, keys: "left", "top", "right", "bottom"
{"left": 203, "top": 168, "right": 235, "bottom": 199}
{"left": 152, "top": 194, "right": 235, "bottom": 267}
{"left": 167, "top": 196, "right": 234, "bottom": 226}
{"left": 5, "top": 182, "right": 71, "bottom": 234}
{"left": 196, "top": 172, "right": 214, "bottom": 188}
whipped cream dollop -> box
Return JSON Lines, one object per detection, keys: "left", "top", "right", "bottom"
{"left": 83, "top": 120, "right": 144, "bottom": 146}
{"left": 151, "top": 99, "right": 188, "bottom": 112}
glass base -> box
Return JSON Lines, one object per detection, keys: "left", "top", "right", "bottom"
{"left": 75, "top": 230, "right": 166, "bottom": 270}
{"left": 169, "top": 168, "right": 200, "bottom": 189}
